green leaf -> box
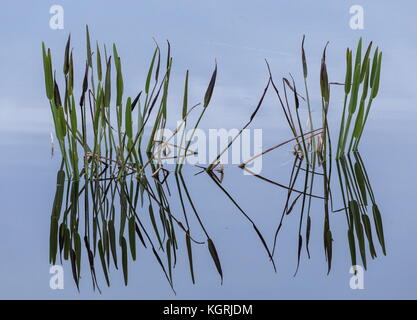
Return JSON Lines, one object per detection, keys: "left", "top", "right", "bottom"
{"left": 324, "top": 227, "right": 332, "bottom": 274}
{"left": 372, "top": 204, "right": 386, "bottom": 255}
{"left": 53, "top": 79, "right": 62, "bottom": 108}
{"left": 63, "top": 227, "right": 70, "bottom": 260}
{"left": 69, "top": 181, "right": 79, "bottom": 233}
{"left": 103, "top": 223, "right": 110, "bottom": 265}
{"left": 360, "top": 41, "right": 372, "bottom": 82}
{"left": 92, "top": 217, "right": 98, "bottom": 255}
{"left": 182, "top": 70, "right": 189, "bottom": 119}
{"left": 51, "top": 170, "right": 65, "bottom": 219}
{"left": 145, "top": 48, "right": 158, "bottom": 94}
{"left": 63, "top": 34, "right": 71, "bottom": 75}
{"left": 98, "top": 239, "right": 110, "bottom": 286}
{"left": 96, "top": 42, "right": 102, "bottom": 81}
{"left": 108, "top": 220, "right": 118, "bottom": 269}
{"left": 320, "top": 44, "right": 329, "bottom": 103}
{"left": 68, "top": 51, "right": 74, "bottom": 95}
{"left": 148, "top": 204, "right": 163, "bottom": 248}
{"left": 166, "top": 239, "right": 172, "bottom": 283}
{"left": 362, "top": 214, "right": 377, "bottom": 259}
{"left": 350, "top": 200, "right": 367, "bottom": 269}
{"left": 70, "top": 96, "right": 78, "bottom": 140}
{"left": 370, "top": 48, "right": 379, "bottom": 88}
{"left": 306, "top": 215, "right": 311, "bottom": 256}
{"left": 352, "top": 99, "right": 365, "bottom": 139}
{"left": 86, "top": 25, "right": 92, "bottom": 67}
{"left": 348, "top": 61, "right": 361, "bottom": 114}
{"left": 121, "top": 236, "right": 128, "bottom": 286}
{"left": 204, "top": 62, "right": 217, "bottom": 108}
{"left": 207, "top": 238, "right": 223, "bottom": 284}
{"left": 74, "top": 232, "right": 82, "bottom": 280}
{"left": 49, "top": 218, "right": 59, "bottom": 265}
{"left": 354, "top": 161, "right": 368, "bottom": 206}
{"left": 119, "top": 190, "right": 127, "bottom": 241}
{"left": 371, "top": 52, "right": 382, "bottom": 99}
{"left": 104, "top": 57, "right": 111, "bottom": 107}
{"left": 185, "top": 232, "right": 195, "bottom": 284}
{"left": 93, "top": 88, "right": 102, "bottom": 134}
{"left": 58, "top": 107, "right": 67, "bottom": 139}
{"left": 69, "top": 249, "right": 79, "bottom": 290}
{"left": 113, "top": 44, "right": 124, "bottom": 106}
{"left": 79, "top": 62, "right": 89, "bottom": 106}
{"left": 301, "top": 35, "right": 308, "bottom": 78}
{"left": 360, "top": 58, "right": 370, "bottom": 101}
{"left": 58, "top": 222, "right": 66, "bottom": 259}
{"left": 348, "top": 228, "right": 357, "bottom": 267}
{"left": 42, "top": 43, "right": 54, "bottom": 100}
{"left": 155, "top": 47, "right": 161, "bottom": 82}
{"left": 128, "top": 216, "right": 136, "bottom": 261}
{"left": 354, "top": 38, "right": 362, "bottom": 72}
{"left": 125, "top": 97, "right": 132, "bottom": 139}
{"left": 345, "top": 49, "right": 352, "bottom": 94}
{"left": 295, "top": 234, "right": 303, "bottom": 274}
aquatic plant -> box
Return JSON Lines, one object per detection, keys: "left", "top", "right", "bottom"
{"left": 44, "top": 29, "right": 385, "bottom": 291}
{"left": 44, "top": 26, "right": 223, "bottom": 291}
{"left": 335, "top": 153, "right": 386, "bottom": 270}
{"left": 337, "top": 38, "right": 382, "bottom": 157}
{"left": 218, "top": 36, "right": 384, "bottom": 275}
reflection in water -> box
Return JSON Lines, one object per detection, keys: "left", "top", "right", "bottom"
{"left": 49, "top": 159, "right": 226, "bottom": 293}
{"left": 336, "top": 153, "right": 386, "bottom": 271}
{"left": 49, "top": 151, "right": 386, "bottom": 291}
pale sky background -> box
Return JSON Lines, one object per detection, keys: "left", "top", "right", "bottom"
{"left": 0, "top": 0, "right": 417, "bottom": 299}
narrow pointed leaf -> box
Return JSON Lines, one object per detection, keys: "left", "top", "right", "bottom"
{"left": 207, "top": 238, "right": 223, "bottom": 284}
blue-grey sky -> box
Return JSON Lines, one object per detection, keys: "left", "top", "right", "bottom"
{"left": 0, "top": 0, "right": 417, "bottom": 299}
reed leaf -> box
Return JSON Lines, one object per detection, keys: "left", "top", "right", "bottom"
{"left": 350, "top": 200, "right": 367, "bottom": 269}
{"left": 86, "top": 25, "right": 92, "bottom": 67}
{"left": 182, "top": 70, "right": 189, "bottom": 119}
{"left": 360, "top": 41, "right": 372, "bottom": 82}
{"left": 63, "top": 34, "right": 71, "bottom": 75}
{"left": 372, "top": 204, "right": 386, "bottom": 255}
{"left": 49, "top": 170, "right": 65, "bottom": 264}
{"left": 185, "top": 231, "right": 195, "bottom": 284}
{"left": 113, "top": 44, "right": 124, "bottom": 106}
{"left": 104, "top": 57, "right": 111, "bottom": 107}
{"left": 348, "top": 228, "right": 357, "bottom": 268}
{"left": 121, "top": 236, "right": 128, "bottom": 285}
{"left": 98, "top": 239, "right": 110, "bottom": 286}
{"left": 145, "top": 48, "right": 158, "bottom": 94}
{"left": 108, "top": 220, "right": 118, "bottom": 269}
{"left": 74, "top": 232, "right": 82, "bottom": 281}
{"left": 42, "top": 43, "right": 54, "bottom": 100}
{"left": 207, "top": 238, "right": 223, "bottom": 284}
{"left": 204, "top": 62, "right": 217, "bottom": 108}
{"left": 362, "top": 214, "right": 377, "bottom": 258}
{"left": 96, "top": 42, "right": 102, "bottom": 82}
{"left": 345, "top": 49, "right": 352, "bottom": 94}
{"left": 370, "top": 48, "right": 379, "bottom": 88}
{"left": 320, "top": 43, "right": 329, "bottom": 103}
{"left": 125, "top": 97, "right": 132, "bottom": 140}
{"left": 128, "top": 216, "right": 136, "bottom": 261}
{"left": 371, "top": 52, "right": 382, "bottom": 99}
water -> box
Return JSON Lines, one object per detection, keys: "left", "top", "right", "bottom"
{"left": 1, "top": 0, "right": 417, "bottom": 299}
